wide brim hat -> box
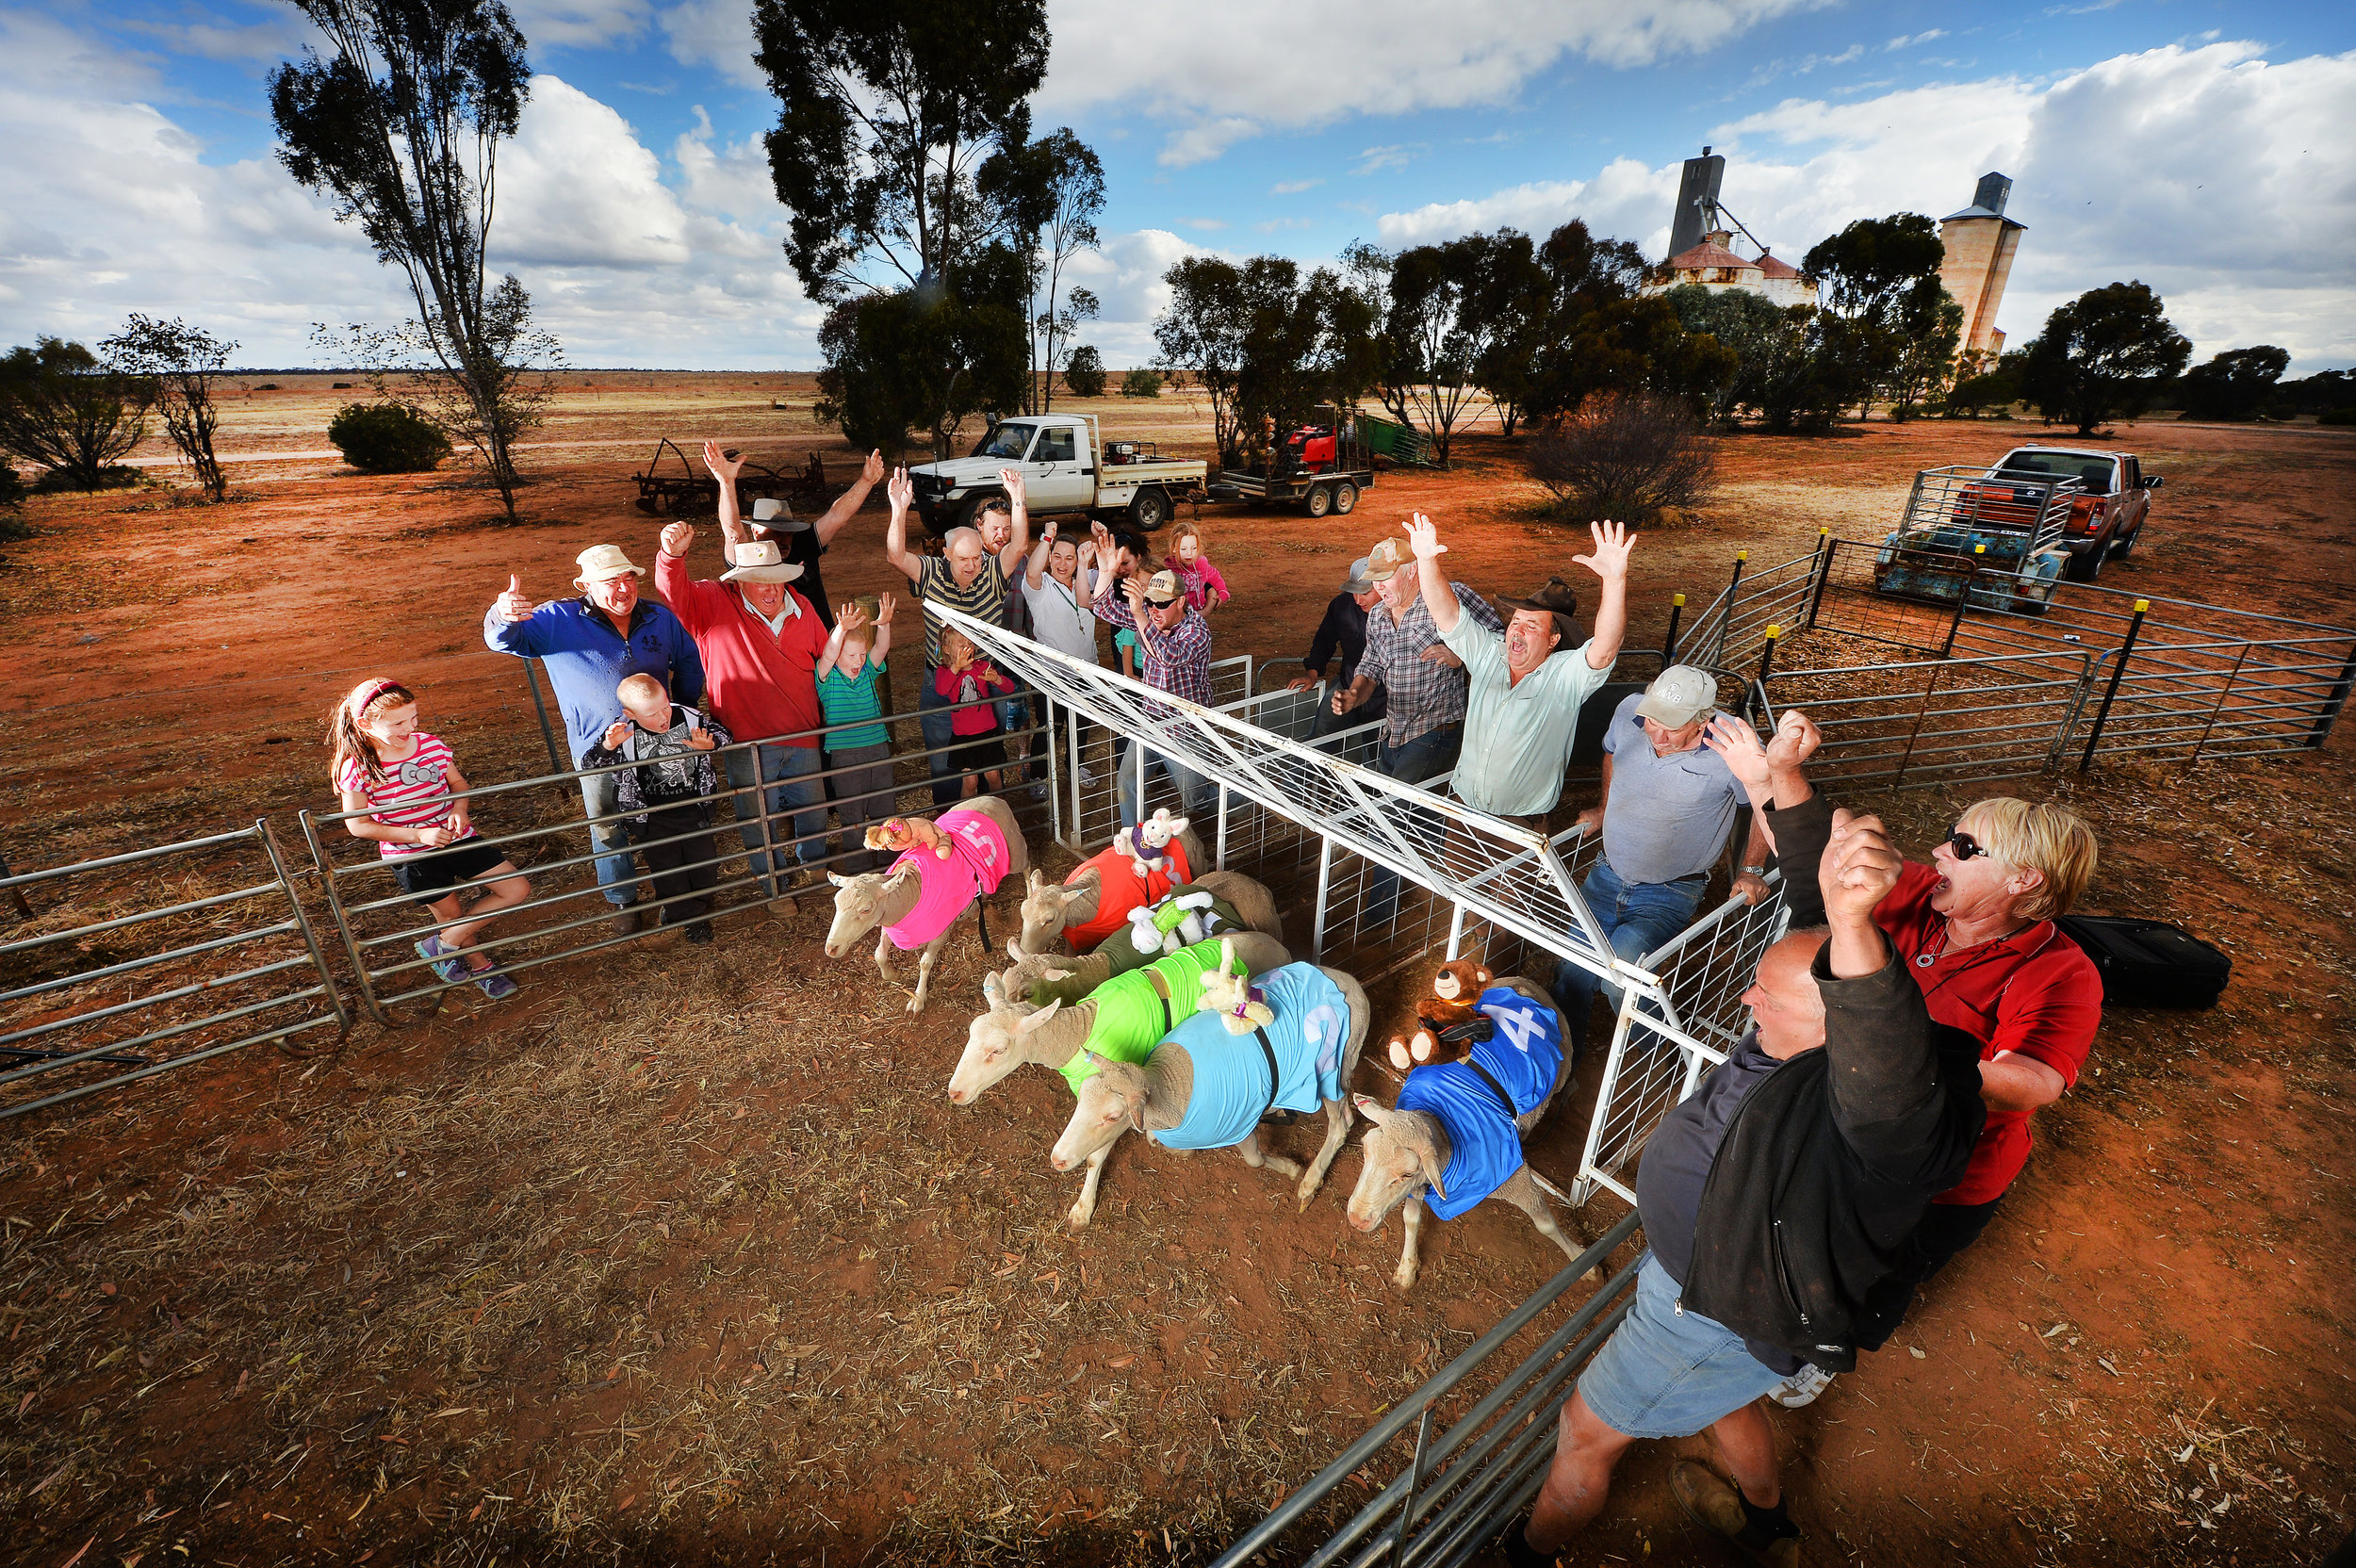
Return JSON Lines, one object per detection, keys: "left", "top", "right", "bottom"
{"left": 721, "top": 539, "right": 806, "bottom": 583}
{"left": 575, "top": 544, "right": 646, "bottom": 584}
{"left": 1497, "top": 575, "right": 1581, "bottom": 645}
{"left": 751, "top": 497, "right": 810, "bottom": 533}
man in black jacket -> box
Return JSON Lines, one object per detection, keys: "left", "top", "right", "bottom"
{"left": 1283, "top": 557, "right": 1385, "bottom": 739}
{"left": 1507, "top": 792, "right": 1987, "bottom": 1567}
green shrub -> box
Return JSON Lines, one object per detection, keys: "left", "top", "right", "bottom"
{"left": 1062, "top": 346, "right": 1105, "bottom": 399}
{"left": 328, "top": 402, "right": 450, "bottom": 473}
{"left": 2320, "top": 407, "right": 2356, "bottom": 427}
{"left": 33, "top": 464, "right": 140, "bottom": 493}
{"left": 1121, "top": 368, "right": 1163, "bottom": 398}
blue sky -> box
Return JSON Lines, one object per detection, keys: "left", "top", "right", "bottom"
{"left": 4, "top": 0, "right": 2351, "bottom": 370}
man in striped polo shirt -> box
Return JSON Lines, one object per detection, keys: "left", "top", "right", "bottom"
{"left": 885, "top": 466, "right": 1030, "bottom": 807}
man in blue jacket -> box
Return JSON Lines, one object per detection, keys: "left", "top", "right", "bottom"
{"left": 484, "top": 547, "right": 705, "bottom": 936}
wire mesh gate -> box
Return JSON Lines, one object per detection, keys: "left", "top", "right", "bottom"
{"left": 0, "top": 824, "right": 349, "bottom": 1119}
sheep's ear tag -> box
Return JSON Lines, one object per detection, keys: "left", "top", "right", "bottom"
{"left": 1351, "top": 1093, "right": 1379, "bottom": 1114}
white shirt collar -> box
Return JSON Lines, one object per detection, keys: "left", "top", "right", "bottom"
{"left": 743, "top": 590, "right": 799, "bottom": 634}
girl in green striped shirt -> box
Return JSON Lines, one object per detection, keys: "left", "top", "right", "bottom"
{"left": 816, "top": 595, "right": 897, "bottom": 872}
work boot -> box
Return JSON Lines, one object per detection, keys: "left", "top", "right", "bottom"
{"left": 610, "top": 906, "right": 644, "bottom": 939}
{"left": 1670, "top": 1461, "right": 1800, "bottom": 1567}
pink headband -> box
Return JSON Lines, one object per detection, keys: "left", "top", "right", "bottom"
{"left": 349, "top": 678, "right": 401, "bottom": 713}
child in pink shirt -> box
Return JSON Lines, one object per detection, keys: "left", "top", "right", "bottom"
{"left": 1163, "top": 521, "right": 1230, "bottom": 615}
{"left": 931, "top": 628, "right": 1015, "bottom": 796}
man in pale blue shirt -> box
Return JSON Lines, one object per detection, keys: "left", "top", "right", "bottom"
{"left": 1410, "top": 512, "right": 1632, "bottom": 824}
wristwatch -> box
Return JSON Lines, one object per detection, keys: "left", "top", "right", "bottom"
{"left": 1740, "top": 864, "right": 1767, "bottom": 877}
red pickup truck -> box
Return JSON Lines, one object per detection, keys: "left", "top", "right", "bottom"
{"left": 1985, "top": 446, "right": 2162, "bottom": 581}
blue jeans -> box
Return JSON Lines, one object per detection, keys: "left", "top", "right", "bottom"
{"left": 918, "top": 677, "right": 963, "bottom": 808}
{"left": 1551, "top": 857, "right": 1710, "bottom": 1043}
{"left": 578, "top": 767, "right": 639, "bottom": 908}
{"left": 1362, "top": 722, "right": 1463, "bottom": 929}
{"left": 725, "top": 741, "right": 826, "bottom": 897}
{"left": 1116, "top": 737, "right": 1213, "bottom": 828}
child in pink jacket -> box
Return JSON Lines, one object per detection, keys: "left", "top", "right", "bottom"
{"left": 1163, "top": 522, "right": 1230, "bottom": 615}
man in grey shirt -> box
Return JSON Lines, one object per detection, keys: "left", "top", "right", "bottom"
{"left": 1552, "top": 666, "right": 1773, "bottom": 1044}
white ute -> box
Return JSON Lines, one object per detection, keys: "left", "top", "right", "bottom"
{"left": 907, "top": 415, "right": 1205, "bottom": 537}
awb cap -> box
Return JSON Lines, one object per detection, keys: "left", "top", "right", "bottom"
{"left": 1632, "top": 664, "right": 1719, "bottom": 727}
{"left": 1142, "top": 569, "right": 1185, "bottom": 605}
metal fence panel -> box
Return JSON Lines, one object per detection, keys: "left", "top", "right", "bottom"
{"left": 1757, "top": 649, "right": 2097, "bottom": 791}
{"left": 0, "top": 823, "right": 349, "bottom": 1119}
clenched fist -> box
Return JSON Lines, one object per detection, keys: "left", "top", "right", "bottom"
{"left": 661, "top": 521, "right": 695, "bottom": 558}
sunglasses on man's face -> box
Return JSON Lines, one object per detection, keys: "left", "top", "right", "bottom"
{"left": 1940, "top": 825, "right": 1989, "bottom": 862}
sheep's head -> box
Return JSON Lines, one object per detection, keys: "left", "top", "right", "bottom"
{"left": 1015, "top": 867, "right": 1090, "bottom": 956}
{"left": 1346, "top": 1095, "right": 1447, "bottom": 1233}
{"left": 1051, "top": 1054, "right": 1150, "bottom": 1171}
{"left": 997, "top": 939, "right": 1080, "bottom": 1004}
{"left": 947, "top": 990, "right": 1064, "bottom": 1104}
{"left": 824, "top": 870, "right": 892, "bottom": 957}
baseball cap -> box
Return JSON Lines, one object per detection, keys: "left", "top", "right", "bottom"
{"left": 1364, "top": 538, "right": 1409, "bottom": 582}
{"left": 1632, "top": 665, "right": 1719, "bottom": 727}
{"left": 1342, "top": 556, "right": 1375, "bottom": 595}
{"left": 1142, "top": 569, "right": 1185, "bottom": 605}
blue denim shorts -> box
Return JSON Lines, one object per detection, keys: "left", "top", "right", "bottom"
{"left": 1577, "top": 1254, "right": 1786, "bottom": 1439}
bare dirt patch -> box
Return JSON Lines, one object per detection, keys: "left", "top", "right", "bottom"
{"left": 3, "top": 386, "right": 2352, "bottom": 1565}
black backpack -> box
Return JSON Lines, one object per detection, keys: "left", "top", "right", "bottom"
{"left": 2054, "top": 916, "right": 2231, "bottom": 1008}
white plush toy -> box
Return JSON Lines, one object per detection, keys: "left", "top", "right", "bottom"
{"left": 1124, "top": 890, "right": 1220, "bottom": 956}
{"left": 1196, "top": 938, "right": 1276, "bottom": 1035}
{"left": 1115, "top": 808, "right": 1190, "bottom": 878}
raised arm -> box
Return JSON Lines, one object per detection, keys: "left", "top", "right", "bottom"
{"left": 810, "top": 450, "right": 886, "bottom": 547}
{"left": 483, "top": 571, "right": 546, "bottom": 656}
{"left": 703, "top": 441, "right": 750, "bottom": 556}
{"left": 883, "top": 467, "right": 924, "bottom": 585}
{"left": 814, "top": 602, "right": 857, "bottom": 683}
{"left": 1026, "top": 518, "right": 1058, "bottom": 590}
{"left": 1571, "top": 519, "right": 1634, "bottom": 670}
{"left": 1405, "top": 513, "right": 1462, "bottom": 633}
{"left": 995, "top": 468, "right": 1032, "bottom": 576}
{"left": 871, "top": 592, "right": 896, "bottom": 664}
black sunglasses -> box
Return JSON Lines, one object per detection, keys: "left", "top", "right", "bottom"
{"left": 1940, "top": 825, "right": 1989, "bottom": 861}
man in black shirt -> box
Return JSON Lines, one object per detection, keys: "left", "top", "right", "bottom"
{"left": 1284, "top": 556, "right": 1385, "bottom": 739}
{"left": 703, "top": 440, "right": 885, "bottom": 631}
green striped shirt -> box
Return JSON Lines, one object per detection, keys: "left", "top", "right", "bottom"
{"left": 817, "top": 662, "right": 889, "bottom": 750}
{"left": 917, "top": 555, "right": 1009, "bottom": 667}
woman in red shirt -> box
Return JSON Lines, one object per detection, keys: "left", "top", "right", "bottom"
{"left": 1710, "top": 711, "right": 2102, "bottom": 1377}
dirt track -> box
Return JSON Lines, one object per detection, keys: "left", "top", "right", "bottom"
{"left": 2, "top": 384, "right": 2352, "bottom": 1566}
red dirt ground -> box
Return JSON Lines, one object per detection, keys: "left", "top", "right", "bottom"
{"left": 2, "top": 382, "right": 2351, "bottom": 1567}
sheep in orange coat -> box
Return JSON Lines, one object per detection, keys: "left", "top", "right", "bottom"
{"left": 1383, "top": 958, "right": 1497, "bottom": 1074}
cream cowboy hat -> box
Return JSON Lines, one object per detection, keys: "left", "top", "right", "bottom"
{"left": 721, "top": 539, "right": 805, "bottom": 583}
{"left": 574, "top": 545, "right": 646, "bottom": 584}
{"left": 751, "top": 497, "right": 810, "bottom": 533}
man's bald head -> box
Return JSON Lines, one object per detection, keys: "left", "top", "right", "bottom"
{"left": 1742, "top": 928, "right": 1829, "bottom": 1061}
{"left": 943, "top": 526, "right": 987, "bottom": 588}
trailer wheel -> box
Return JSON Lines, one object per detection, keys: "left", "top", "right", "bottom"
{"left": 1305, "top": 482, "right": 1333, "bottom": 518}
{"left": 1129, "top": 487, "right": 1171, "bottom": 531}
{"left": 1331, "top": 479, "right": 1358, "bottom": 514}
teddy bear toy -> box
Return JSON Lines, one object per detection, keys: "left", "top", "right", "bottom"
{"left": 1114, "top": 808, "right": 1189, "bottom": 878}
{"left": 1384, "top": 957, "right": 1497, "bottom": 1073}
{"left": 865, "top": 815, "right": 955, "bottom": 860}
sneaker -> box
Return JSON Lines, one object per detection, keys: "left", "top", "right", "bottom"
{"left": 1076, "top": 765, "right": 1100, "bottom": 789}
{"left": 1670, "top": 1461, "right": 1799, "bottom": 1568}
{"left": 414, "top": 936, "right": 468, "bottom": 986}
{"left": 472, "top": 968, "right": 518, "bottom": 1001}
{"left": 1766, "top": 1364, "right": 1837, "bottom": 1409}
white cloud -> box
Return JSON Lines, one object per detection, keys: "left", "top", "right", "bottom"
{"left": 1270, "top": 178, "right": 1324, "bottom": 195}
{"left": 1353, "top": 144, "right": 1416, "bottom": 175}
{"left": 1376, "top": 43, "right": 2356, "bottom": 368}
{"left": 495, "top": 78, "right": 693, "bottom": 268}
{"left": 1886, "top": 29, "right": 1948, "bottom": 50}
{"left": 660, "top": 0, "right": 764, "bottom": 89}
{"left": 1055, "top": 0, "right": 1827, "bottom": 167}
{"left": 508, "top": 0, "right": 655, "bottom": 50}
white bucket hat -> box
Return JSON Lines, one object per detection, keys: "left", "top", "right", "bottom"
{"left": 574, "top": 544, "right": 645, "bottom": 585}
{"left": 721, "top": 539, "right": 805, "bottom": 583}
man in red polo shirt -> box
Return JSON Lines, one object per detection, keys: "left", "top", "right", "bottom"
{"left": 655, "top": 521, "right": 830, "bottom": 908}
{"left": 1707, "top": 710, "right": 2102, "bottom": 1402}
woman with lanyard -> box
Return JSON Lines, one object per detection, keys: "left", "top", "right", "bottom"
{"left": 1708, "top": 709, "right": 2102, "bottom": 1406}
{"left": 1022, "top": 518, "right": 1107, "bottom": 785}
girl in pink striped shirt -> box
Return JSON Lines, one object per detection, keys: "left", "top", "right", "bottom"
{"left": 329, "top": 678, "right": 530, "bottom": 1000}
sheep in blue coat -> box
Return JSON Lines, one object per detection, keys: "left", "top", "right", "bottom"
{"left": 1050, "top": 952, "right": 1371, "bottom": 1212}
{"left": 1345, "top": 979, "right": 1591, "bottom": 1292}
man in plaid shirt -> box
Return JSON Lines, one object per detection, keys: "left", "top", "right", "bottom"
{"left": 1332, "top": 534, "right": 1505, "bottom": 924}
{"left": 1085, "top": 522, "right": 1216, "bottom": 827}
